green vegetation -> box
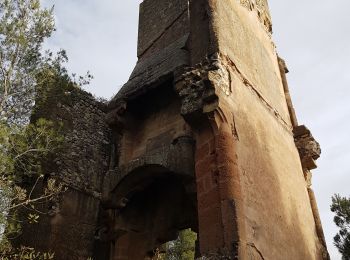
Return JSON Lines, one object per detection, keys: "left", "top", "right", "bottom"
{"left": 0, "top": 0, "right": 90, "bottom": 258}
{"left": 156, "top": 229, "right": 197, "bottom": 260}
{"left": 0, "top": 0, "right": 55, "bottom": 125}
{"left": 331, "top": 194, "right": 350, "bottom": 260}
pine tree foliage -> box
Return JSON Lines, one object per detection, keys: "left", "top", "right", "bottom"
{"left": 331, "top": 194, "right": 350, "bottom": 260}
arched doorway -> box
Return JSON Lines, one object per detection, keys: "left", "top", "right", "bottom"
{"left": 96, "top": 165, "right": 198, "bottom": 259}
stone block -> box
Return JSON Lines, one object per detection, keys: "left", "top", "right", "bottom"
{"left": 138, "top": 0, "right": 189, "bottom": 57}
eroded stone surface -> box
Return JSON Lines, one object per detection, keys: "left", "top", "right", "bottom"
{"left": 238, "top": 0, "right": 272, "bottom": 33}
{"left": 294, "top": 125, "right": 321, "bottom": 170}
{"left": 138, "top": 0, "right": 189, "bottom": 57}
{"left": 16, "top": 0, "right": 329, "bottom": 259}
{"left": 18, "top": 81, "right": 111, "bottom": 259}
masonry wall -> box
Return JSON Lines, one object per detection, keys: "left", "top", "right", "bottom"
{"left": 118, "top": 87, "right": 188, "bottom": 166}
{"left": 18, "top": 78, "right": 112, "bottom": 259}
{"left": 206, "top": 1, "right": 326, "bottom": 258}
{"left": 137, "top": 0, "right": 189, "bottom": 59}
{"left": 105, "top": 82, "right": 198, "bottom": 259}
{"left": 173, "top": 0, "right": 328, "bottom": 258}
{"left": 14, "top": 0, "right": 329, "bottom": 258}
{"left": 231, "top": 73, "right": 324, "bottom": 259}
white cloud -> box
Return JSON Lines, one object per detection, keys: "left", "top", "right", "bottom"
{"left": 42, "top": 0, "right": 141, "bottom": 98}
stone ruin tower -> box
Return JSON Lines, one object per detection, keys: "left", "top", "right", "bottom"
{"left": 16, "top": 0, "right": 329, "bottom": 259}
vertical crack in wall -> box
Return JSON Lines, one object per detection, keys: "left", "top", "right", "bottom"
{"left": 247, "top": 242, "right": 265, "bottom": 260}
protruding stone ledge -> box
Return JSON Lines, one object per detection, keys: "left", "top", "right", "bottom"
{"left": 105, "top": 100, "right": 127, "bottom": 130}
{"left": 174, "top": 55, "right": 231, "bottom": 126}
{"left": 293, "top": 125, "right": 321, "bottom": 170}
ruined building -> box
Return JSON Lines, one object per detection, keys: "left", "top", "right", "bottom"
{"left": 17, "top": 0, "right": 329, "bottom": 259}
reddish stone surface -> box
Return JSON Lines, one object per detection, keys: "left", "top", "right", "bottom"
{"left": 17, "top": 0, "right": 329, "bottom": 259}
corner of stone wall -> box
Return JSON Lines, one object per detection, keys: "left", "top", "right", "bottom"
{"left": 19, "top": 75, "right": 113, "bottom": 258}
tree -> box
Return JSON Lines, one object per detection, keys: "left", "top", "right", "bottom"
{"left": 331, "top": 194, "right": 350, "bottom": 260}
{"left": 0, "top": 0, "right": 83, "bottom": 258}
{"left": 0, "top": 0, "right": 56, "bottom": 126}
{"left": 0, "top": 0, "right": 91, "bottom": 126}
{"left": 0, "top": 121, "right": 64, "bottom": 258}
{"left": 156, "top": 229, "right": 197, "bottom": 260}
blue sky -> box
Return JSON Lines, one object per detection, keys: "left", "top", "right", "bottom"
{"left": 42, "top": 1, "right": 350, "bottom": 259}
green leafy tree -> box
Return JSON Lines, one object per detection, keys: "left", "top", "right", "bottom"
{"left": 0, "top": 0, "right": 56, "bottom": 126}
{"left": 0, "top": 0, "right": 91, "bottom": 126}
{"left": 157, "top": 229, "right": 197, "bottom": 260}
{"left": 0, "top": 0, "right": 92, "bottom": 258}
{"left": 331, "top": 194, "right": 350, "bottom": 260}
{"left": 0, "top": 105, "right": 65, "bottom": 258}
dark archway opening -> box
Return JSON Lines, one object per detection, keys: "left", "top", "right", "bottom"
{"left": 95, "top": 168, "right": 198, "bottom": 260}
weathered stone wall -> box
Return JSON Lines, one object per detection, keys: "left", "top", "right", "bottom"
{"left": 106, "top": 0, "right": 329, "bottom": 258}
{"left": 173, "top": 1, "right": 328, "bottom": 256}
{"left": 176, "top": 54, "right": 328, "bottom": 259}
{"left": 32, "top": 79, "right": 111, "bottom": 193}
{"left": 238, "top": 0, "right": 272, "bottom": 33}
{"left": 15, "top": 0, "right": 329, "bottom": 259}
{"left": 230, "top": 66, "right": 325, "bottom": 259}
{"left": 119, "top": 93, "right": 188, "bottom": 165}
{"left": 138, "top": 0, "right": 189, "bottom": 58}
{"left": 105, "top": 83, "right": 198, "bottom": 259}
{"left": 200, "top": 2, "right": 327, "bottom": 258}
{"left": 112, "top": 0, "right": 191, "bottom": 105}
{"left": 209, "top": 0, "right": 290, "bottom": 125}
{"left": 19, "top": 79, "right": 112, "bottom": 259}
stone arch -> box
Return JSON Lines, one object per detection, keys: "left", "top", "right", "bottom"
{"left": 99, "top": 163, "right": 198, "bottom": 259}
